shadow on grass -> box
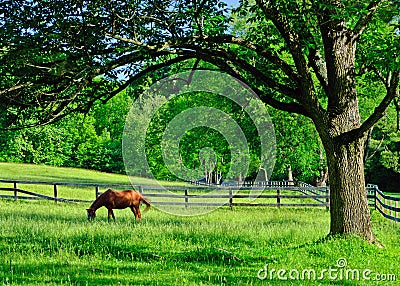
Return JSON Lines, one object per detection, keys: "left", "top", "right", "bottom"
{"left": 0, "top": 207, "right": 88, "bottom": 225}
{"left": 287, "top": 232, "right": 383, "bottom": 254}
{"left": 1, "top": 261, "right": 153, "bottom": 285}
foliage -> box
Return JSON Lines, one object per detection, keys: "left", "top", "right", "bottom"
{"left": 0, "top": 0, "right": 228, "bottom": 126}
{"left": 142, "top": 91, "right": 263, "bottom": 182}
{"left": 1, "top": 0, "right": 397, "bottom": 127}
{"left": 0, "top": 72, "right": 397, "bottom": 187}
{"left": 0, "top": 91, "right": 133, "bottom": 174}
{"left": 365, "top": 107, "right": 400, "bottom": 191}
{"left": 271, "top": 109, "right": 324, "bottom": 182}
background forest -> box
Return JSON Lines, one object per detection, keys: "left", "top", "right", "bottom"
{"left": 1, "top": 72, "right": 399, "bottom": 191}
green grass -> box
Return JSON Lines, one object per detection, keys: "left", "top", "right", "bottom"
{"left": 0, "top": 163, "right": 399, "bottom": 285}
{"left": 387, "top": 193, "right": 400, "bottom": 198}
{"left": 0, "top": 200, "right": 399, "bottom": 285}
{"left": 0, "top": 162, "right": 186, "bottom": 186}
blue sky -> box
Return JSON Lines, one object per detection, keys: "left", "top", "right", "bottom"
{"left": 224, "top": 0, "right": 240, "bottom": 8}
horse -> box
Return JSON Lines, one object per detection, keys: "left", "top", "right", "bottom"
{"left": 86, "top": 189, "right": 151, "bottom": 222}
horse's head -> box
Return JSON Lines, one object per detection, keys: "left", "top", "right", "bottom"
{"left": 86, "top": 208, "right": 96, "bottom": 221}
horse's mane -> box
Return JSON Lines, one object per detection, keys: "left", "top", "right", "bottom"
{"left": 89, "top": 189, "right": 111, "bottom": 210}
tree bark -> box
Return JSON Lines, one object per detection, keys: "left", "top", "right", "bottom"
{"left": 311, "top": 12, "right": 377, "bottom": 242}
{"left": 288, "top": 165, "right": 294, "bottom": 186}
{"left": 323, "top": 136, "right": 376, "bottom": 242}
{"left": 316, "top": 148, "right": 328, "bottom": 187}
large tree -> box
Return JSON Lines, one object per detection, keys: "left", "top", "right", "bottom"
{"left": 1, "top": 0, "right": 399, "bottom": 242}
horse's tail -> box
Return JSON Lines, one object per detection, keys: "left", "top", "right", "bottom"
{"left": 140, "top": 194, "right": 151, "bottom": 212}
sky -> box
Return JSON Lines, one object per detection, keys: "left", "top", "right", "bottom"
{"left": 224, "top": 0, "right": 240, "bottom": 8}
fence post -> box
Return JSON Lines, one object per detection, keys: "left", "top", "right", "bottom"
{"left": 325, "top": 187, "right": 330, "bottom": 211}
{"left": 229, "top": 189, "right": 233, "bottom": 210}
{"left": 53, "top": 184, "right": 58, "bottom": 204}
{"left": 95, "top": 186, "right": 100, "bottom": 199}
{"left": 13, "top": 182, "right": 18, "bottom": 201}
{"left": 374, "top": 187, "right": 377, "bottom": 210}
{"left": 396, "top": 201, "right": 398, "bottom": 223}
{"left": 277, "top": 189, "right": 281, "bottom": 207}
{"left": 185, "top": 189, "right": 189, "bottom": 209}
{"left": 138, "top": 186, "right": 143, "bottom": 194}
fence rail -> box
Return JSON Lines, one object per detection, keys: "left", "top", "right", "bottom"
{"left": 368, "top": 184, "right": 400, "bottom": 223}
{"left": 0, "top": 179, "right": 398, "bottom": 222}
{"left": 0, "top": 179, "right": 329, "bottom": 208}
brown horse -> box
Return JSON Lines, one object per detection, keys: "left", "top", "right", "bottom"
{"left": 86, "top": 189, "right": 150, "bottom": 222}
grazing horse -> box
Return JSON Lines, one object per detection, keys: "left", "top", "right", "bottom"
{"left": 86, "top": 189, "right": 150, "bottom": 222}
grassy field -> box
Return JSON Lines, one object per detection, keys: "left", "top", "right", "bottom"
{"left": 0, "top": 162, "right": 128, "bottom": 184}
{"left": 0, "top": 163, "right": 399, "bottom": 285}
{"left": 0, "top": 200, "right": 399, "bottom": 285}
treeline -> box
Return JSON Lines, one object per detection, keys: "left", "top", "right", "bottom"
{"left": 0, "top": 90, "right": 132, "bottom": 174}
{"left": 1, "top": 83, "right": 399, "bottom": 190}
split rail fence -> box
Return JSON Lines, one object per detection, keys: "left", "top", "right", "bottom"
{"left": 0, "top": 179, "right": 398, "bottom": 223}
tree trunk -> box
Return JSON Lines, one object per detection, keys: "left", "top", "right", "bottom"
{"left": 287, "top": 165, "right": 294, "bottom": 186}
{"left": 363, "top": 127, "right": 373, "bottom": 164}
{"left": 323, "top": 136, "right": 376, "bottom": 242}
{"left": 316, "top": 148, "right": 328, "bottom": 187}
{"left": 313, "top": 17, "right": 378, "bottom": 242}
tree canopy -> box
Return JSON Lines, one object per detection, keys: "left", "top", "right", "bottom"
{"left": 1, "top": 0, "right": 398, "bottom": 129}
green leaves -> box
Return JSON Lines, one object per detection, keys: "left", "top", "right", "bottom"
{"left": 270, "top": 109, "right": 323, "bottom": 182}
{"left": 203, "top": 15, "right": 228, "bottom": 36}
{"left": 142, "top": 91, "right": 261, "bottom": 182}
{"left": 1, "top": 0, "right": 229, "bottom": 127}
{"left": 357, "top": 1, "right": 400, "bottom": 70}
{"left": 0, "top": 90, "right": 132, "bottom": 173}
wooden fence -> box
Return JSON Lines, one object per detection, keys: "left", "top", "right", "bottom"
{"left": 367, "top": 184, "right": 400, "bottom": 223}
{"left": 0, "top": 179, "right": 398, "bottom": 222}
{"left": 0, "top": 179, "right": 328, "bottom": 207}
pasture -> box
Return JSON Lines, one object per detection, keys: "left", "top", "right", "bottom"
{"left": 0, "top": 163, "right": 399, "bottom": 285}
{"left": 1, "top": 200, "right": 399, "bottom": 285}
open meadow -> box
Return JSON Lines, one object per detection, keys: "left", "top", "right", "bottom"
{"left": 0, "top": 163, "right": 399, "bottom": 285}
{"left": 1, "top": 201, "right": 400, "bottom": 285}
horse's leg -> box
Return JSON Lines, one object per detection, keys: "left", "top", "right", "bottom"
{"left": 108, "top": 209, "right": 116, "bottom": 222}
{"left": 136, "top": 207, "right": 142, "bottom": 222}
{"left": 130, "top": 206, "right": 137, "bottom": 220}
{"left": 111, "top": 209, "right": 116, "bottom": 222}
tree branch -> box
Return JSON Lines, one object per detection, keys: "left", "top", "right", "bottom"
{"left": 308, "top": 49, "right": 329, "bottom": 94}
{"left": 352, "top": 1, "right": 382, "bottom": 41}
{"left": 339, "top": 70, "right": 399, "bottom": 143}
{"left": 100, "top": 54, "right": 197, "bottom": 104}
{"left": 0, "top": 82, "right": 34, "bottom": 96}
{"left": 254, "top": 0, "right": 326, "bottom": 122}
{"left": 193, "top": 0, "right": 207, "bottom": 39}
{"left": 193, "top": 52, "right": 309, "bottom": 116}
{"left": 193, "top": 47, "right": 300, "bottom": 99}
{"left": 211, "top": 36, "right": 300, "bottom": 83}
